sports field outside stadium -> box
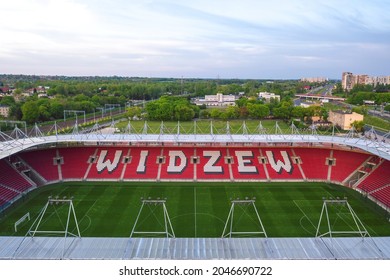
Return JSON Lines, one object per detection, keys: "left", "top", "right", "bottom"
{"left": 1, "top": 182, "right": 389, "bottom": 238}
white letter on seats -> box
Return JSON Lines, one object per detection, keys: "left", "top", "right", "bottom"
{"left": 167, "top": 151, "right": 187, "bottom": 173}
{"left": 235, "top": 151, "right": 258, "bottom": 173}
{"left": 265, "top": 151, "right": 292, "bottom": 173}
{"left": 96, "top": 150, "right": 122, "bottom": 173}
{"left": 203, "top": 151, "right": 223, "bottom": 173}
{"left": 137, "top": 150, "right": 148, "bottom": 173}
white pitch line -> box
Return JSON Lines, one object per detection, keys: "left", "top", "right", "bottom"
{"left": 293, "top": 200, "right": 317, "bottom": 230}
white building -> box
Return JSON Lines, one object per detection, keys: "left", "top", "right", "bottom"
{"left": 0, "top": 105, "right": 10, "bottom": 118}
{"left": 300, "top": 77, "right": 328, "bottom": 83}
{"left": 193, "top": 93, "right": 237, "bottom": 107}
{"left": 258, "top": 92, "right": 280, "bottom": 102}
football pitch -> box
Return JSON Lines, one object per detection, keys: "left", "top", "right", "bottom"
{"left": 1, "top": 182, "right": 390, "bottom": 238}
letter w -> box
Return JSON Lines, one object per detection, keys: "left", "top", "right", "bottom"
{"left": 265, "top": 151, "right": 293, "bottom": 174}
{"left": 96, "top": 150, "right": 123, "bottom": 173}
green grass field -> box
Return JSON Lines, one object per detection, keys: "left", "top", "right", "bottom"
{"left": 1, "top": 182, "right": 390, "bottom": 238}
{"left": 116, "top": 119, "right": 290, "bottom": 134}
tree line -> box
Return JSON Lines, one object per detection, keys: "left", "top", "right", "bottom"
{"left": 0, "top": 76, "right": 312, "bottom": 123}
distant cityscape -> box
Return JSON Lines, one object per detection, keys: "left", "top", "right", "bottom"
{"left": 342, "top": 72, "right": 390, "bottom": 91}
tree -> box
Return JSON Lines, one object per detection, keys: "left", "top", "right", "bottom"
{"left": 49, "top": 101, "right": 65, "bottom": 119}
{"left": 21, "top": 101, "right": 40, "bottom": 123}
{"left": 174, "top": 104, "right": 195, "bottom": 121}
{"left": 0, "top": 96, "right": 15, "bottom": 106}
{"left": 273, "top": 105, "right": 291, "bottom": 120}
{"left": 351, "top": 120, "right": 364, "bottom": 132}
{"left": 247, "top": 103, "right": 270, "bottom": 119}
{"left": 239, "top": 106, "right": 249, "bottom": 118}
{"left": 38, "top": 103, "right": 51, "bottom": 121}
{"left": 145, "top": 96, "right": 194, "bottom": 121}
{"left": 223, "top": 106, "right": 240, "bottom": 119}
{"left": 235, "top": 97, "right": 248, "bottom": 108}
{"left": 199, "top": 109, "right": 211, "bottom": 119}
{"left": 352, "top": 106, "right": 368, "bottom": 116}
{"left": 333, "top": 82, "right": 344, "bottom": 95}
{"left": 210, "top": 108, "right": 222, "bottom": 119}
{"left": 126, "top": 106, "right": 142, "bottom": 119}
{"left": 291, "top": 106, "right": 306, "bottom": 120}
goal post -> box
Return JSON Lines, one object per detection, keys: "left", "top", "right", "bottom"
{"left": 130, "top": 198, "right": 175, "bottom": 238}
{"left": 13, "top": 197, "right": 81, "bottom": 259}
{"left": 221, "top": 198, "right": 267, "bottom": 238}
{"left": 315, "top": 198, "right": 370, "bottom": 238}
{"left": 14, "top": 212, "right": 30, "bottom": 232}
{"left": 26, "top": 197, "right": 81, "bottom": 238}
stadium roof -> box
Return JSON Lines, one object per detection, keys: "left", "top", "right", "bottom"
{"left": 1, "top": 130, "right": 390, "bottom": 161}
{"left": 1, "top": 236, "right": 389, "bottom": 260}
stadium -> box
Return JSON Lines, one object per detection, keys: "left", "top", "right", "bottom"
{"left": 1, "top": 121, "right": 390, "bottom": 259}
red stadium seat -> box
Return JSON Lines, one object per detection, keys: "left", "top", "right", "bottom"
{"left": 0, "top": 159, "right": 33, "bottom": 193}
{"left": 330, "top": 150, "right": 370, "bottom": 183}
{"left": 59, "top": 147, "right": 97, "bottom": 180}
{"left": 19, "top": 149, "right": 59, "bottom": 181}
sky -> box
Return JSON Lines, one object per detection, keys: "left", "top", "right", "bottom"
{"left": 1, "top": 0, "right": 390, "bottom": 79}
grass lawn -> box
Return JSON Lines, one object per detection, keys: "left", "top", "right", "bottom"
{"left": 115, "top": 119, "right": 290, "bottom": 134}
{"left": 1, "top": 182, "right": 389, "bottom": 238}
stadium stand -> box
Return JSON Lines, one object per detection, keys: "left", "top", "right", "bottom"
{"left": 296, "top": 148, "right": 330, "bottom": 180}
{"left": 357, "top": 160, "right": 390, "bottom": 194}
{"left": 330, "top": 150, "right": 370, "bottom": 183}
{"left": 122, "top": 147, "right": 162, "bottom": 180}
{"left": 159, "top": 147, "right": 195, "bottom": 180}
{"left": 86, "top": 147, "right": 130, "bottom": 180}
{"left": 230, "top": 148, "right": 267, "bottom": 181}
{"left": 19, "top": 148, "right": 59, "bottom": 182}
{"left": 261, "top": 148, "right": 303, "bottom": 180}
{"left": 11, "top": 146, "right": 384, "bottom": 185}
{"left": 58, "top": 147, "right": 96, "bottom": 180}
{"left": 0, "top": 185, "right": 20, "bottom": 207}
{"left": 2, "top": 144, "right": 387, "bottom": 201}
{"left": 371, "top": 186, "right": 390, "bottom": 208}
{"left": 0, "top": 159, "right": 34, "bottom": 193}
{"left": 196, "top": 147, "right": 231, "bottom": 180}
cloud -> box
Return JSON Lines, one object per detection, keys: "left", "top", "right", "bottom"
{"left": 0, "top": 0, "right": 389, "bottom": 78}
